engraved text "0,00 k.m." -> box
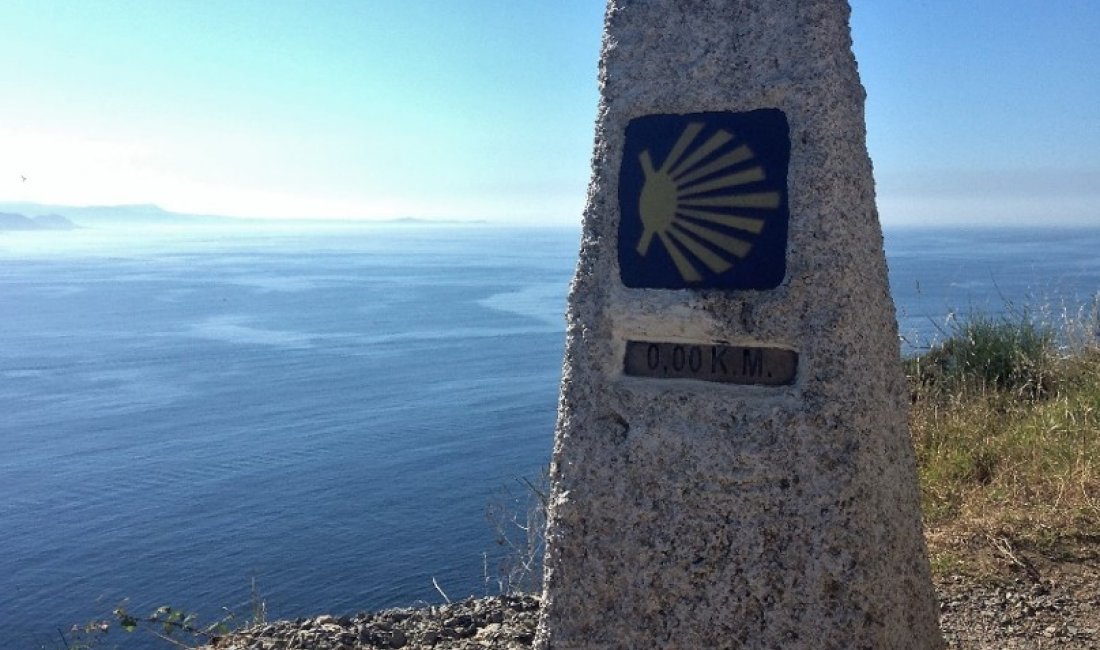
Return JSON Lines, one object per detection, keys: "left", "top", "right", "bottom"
{"left": 623, "top": 340, "right": 797, "bottom": 386}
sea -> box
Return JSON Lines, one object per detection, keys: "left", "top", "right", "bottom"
{"left": 1, "top": 223, "right": 1099, "bottom": 648}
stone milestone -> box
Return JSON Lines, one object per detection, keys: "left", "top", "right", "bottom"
{"left": 536, "top": 1, "right": 944, "bottom": 649}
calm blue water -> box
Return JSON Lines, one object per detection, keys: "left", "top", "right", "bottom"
{"left": 1, "top": 224, "right": 1099, "bottom": 648}
{"left": 0, "top": 225, "right": 574, "bottom": 648}
{"left": 886, "top": 227, "right": 1100, "bottom": 352}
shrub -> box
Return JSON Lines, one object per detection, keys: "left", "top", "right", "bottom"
{"left": 907, "top": 309, "right": 1057, "bottom": 400}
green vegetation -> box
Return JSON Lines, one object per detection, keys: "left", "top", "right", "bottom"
{"left": 48, "top": 579, "right": 266, "bottom": 650}
{"left": 907, "top": 303, "right": 1100, "bottom": 577}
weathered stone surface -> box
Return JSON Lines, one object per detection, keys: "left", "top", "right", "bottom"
{"left": 535, "top": 1, "right": 943, "bottom": 648}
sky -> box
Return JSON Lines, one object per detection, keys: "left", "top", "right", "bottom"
{"left": 0, "top": 1, "right": 1096, "bottom": 226}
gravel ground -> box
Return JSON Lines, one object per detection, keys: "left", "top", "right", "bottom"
{"left": 204, "top": 595, "right": 541, "bottom": 650}
{"left": 937, "top": 571, "right": 1100, "bottom": 649}
{"left": 204, "top": 566, "right": 1100, "bottom": 649}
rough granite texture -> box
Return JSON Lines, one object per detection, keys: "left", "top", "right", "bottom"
{"left": 535, "top": 1, "right": 944, "bottom": 648}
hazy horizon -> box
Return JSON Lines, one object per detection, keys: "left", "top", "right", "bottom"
{"left": 1, "top": 2, "right": 1097, "bottom": 227}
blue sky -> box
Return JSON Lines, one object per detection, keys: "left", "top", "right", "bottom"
{"left": 0, "top": 1, "right": 1096, "bottom": 226}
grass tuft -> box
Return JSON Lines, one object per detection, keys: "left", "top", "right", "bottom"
{"left": 906, "top": 309, "right": 1057, "bottom": 399}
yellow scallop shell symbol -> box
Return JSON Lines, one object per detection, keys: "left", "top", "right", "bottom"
{"left": 636, "top": 122, "right": 780, "bottom": 282}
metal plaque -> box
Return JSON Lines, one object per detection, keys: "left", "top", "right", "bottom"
{"left": 618, "top": 109, "right": 790, "bottom": 290}
{"left": 623, "top": 340, "right": 797, "bottom": 386}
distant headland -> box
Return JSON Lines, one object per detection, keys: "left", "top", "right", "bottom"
{"left": 0, "top": 211, "right": 79, "bottom": 231}
{"left": 0, "top": 202, "right": 487, "bottom": 230}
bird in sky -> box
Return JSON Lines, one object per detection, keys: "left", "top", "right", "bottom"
{"left": 20, "top": 175, "right": 27, "bottom": 183}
